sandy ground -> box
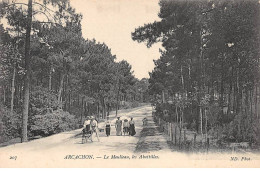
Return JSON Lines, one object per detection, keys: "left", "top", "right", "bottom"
{"left": 0, "top": 105, "right": 260, "bottom": 168}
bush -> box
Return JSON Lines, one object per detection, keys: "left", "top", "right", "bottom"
{"left": 30, "top": 86, "right": 59, "bottom": 116}
{"left": 0, "top": 104, "right": 21, "bottom": 143}
{"left": 210, "top": 112, "right": 260, "bottom": 144}
{"left": 252, "top": 119, "right": 260, "bottom": 145}
{"left": 30, "top": 109, "right": 78, "bottom": 137}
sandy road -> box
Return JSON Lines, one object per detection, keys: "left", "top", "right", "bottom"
{"left": 0, "top": 105, "right": 171, "bottom": 167}
{"left": 1, "top": 105, "right": 259, "bottom": 167}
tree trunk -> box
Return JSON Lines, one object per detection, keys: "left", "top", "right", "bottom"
{"left": 3, "top": 85, "right": 6, "bottom": 105}
{"left": 181, "top": 65, "right": 184, "bottom": 90}
{"left": 49, "top": 66, "right": 52, "bottom": 91}
{"left": 21, "top": 0, "right": 32, "bottom": 142}
{"left": 236, "top": 68, "right": 240, "bottom": 115}
{"left": 101, "top": 97, "right": 106, "bottom": 119}
{"left": 68, "top": 92, "right": 71, "bottom": 112}
{"left": 205, "top": 108, "right": 208, "bottom": 142}
{"left": 228, "top": 67, "right": 233, "bottom": 117}
{"left": 97, "top": 102, "right": 100, "bottom": 120}
{"left": 200, "top": 107, "right": 203, "bottom": 136}
{"left": 220, "top": 60, "right": 224, "bottom": 111}
{"left": 11, "top": 65, "right": 16, "bottom": 114}
{"left": 80, "top": 98, "right": 83, "bottom": 124}
{"left": 107, "top": 103, "right": 110, "bottom": 117}
{"left": 58, "top": 74, "right": 64, "bottom": 109}
{"left": 179, "top": 112, "right": 182, "bottom": 149}
{"left": 81, "top": 97, "right": 84, "bottom": 117}
{"left": 162, "top": 90, "right": 165, "bottom": 103}
{"left": 181, "top": 107, "right": 184, "bottom": 129}
{"left": 103, "top": 103, "right": 106, "bottom": 119}
{"left": 116, "top": 84, "right": 120, "bottom": 116}
{"left": 176, "top": 105, "right": 178, "bottom": 123}
{"left": 255, "top": 85, "right": 258, "bottom": 119}
{"left": 250, "top": 89, "right": 253, "bottom": 144}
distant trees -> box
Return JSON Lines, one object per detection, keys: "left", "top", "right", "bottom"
{"left": 132, "top": 0, "right": 260, "bottom": 144}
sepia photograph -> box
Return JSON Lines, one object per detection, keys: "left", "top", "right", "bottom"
{"left": 0, "top": 0, "right": 260, "bottom": 168}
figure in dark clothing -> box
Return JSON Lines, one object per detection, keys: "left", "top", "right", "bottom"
{"left": 129, "top": 117, "right": 136, "bottom": 136}
{"left": 105, "top": 117, "right": 111, "bottom": 136}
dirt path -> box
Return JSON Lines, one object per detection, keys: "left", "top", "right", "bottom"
{"left": 135, "top": 114, "right": 171, "bottom": 153}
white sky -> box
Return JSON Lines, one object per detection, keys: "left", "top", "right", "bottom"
{"left": 70, "top": 0, "right": 162, "bottom": 79}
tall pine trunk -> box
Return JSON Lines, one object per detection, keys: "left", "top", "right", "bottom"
{"left": 3, "top": 85, "right": 6, "bottom": 105}
{"left": 220, "top": 59, "right": 224, "bottom": 112}
{"left": 116, "top": 83, "right": 120, "bottom": 116}
{"left": 162, "top": 90, "right": 165, "bottom": 103}
{"left": 22, "top": 0, "right": 32, "bottom": 142}
{"left": 200, "top": 107, "right": 203, "bottom": 136}
{"left": 11, "top": 65, "right": 16, "bottom": 114}
{"left": 49, "top": 66, "right": 52, "bottom": 91}
{"left": 255, "top": 85, "right": 258, "bottom": 119}
{"left": 58, "top": 74, "right": 64, "bottom": 108}
{"left": 80, "top": 97, "right": 84, "bottom": 124}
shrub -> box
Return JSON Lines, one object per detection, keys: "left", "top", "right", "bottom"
{"left": 30, "top": 109, "right": 78, "bottom": 137}
{"left": 30, "top": 86, "right": 59, "bottom": 115}
{"left": 0, "top": 104, "right": 21, "bottom": 143}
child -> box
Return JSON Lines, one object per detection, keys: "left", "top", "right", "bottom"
{"left": 123, "top": 119, "right": 129, "bottom": 136}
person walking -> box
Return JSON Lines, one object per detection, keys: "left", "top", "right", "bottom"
{"left": 129, "top": 117, "right": 136, "bottom": 136}
{"left": 105, "top": 117, "right": 111, "bottom": 136}
{"left": 115, "top": 117, "right": 122, "bottom": 136}
{"left": 123, "top": 119, "right": 129, "bottom": 136}
{"left": 142, "top": 117, "right": 148, "bottom": 126}
{"left": 90, "top": 116, "right": 100, "bottom": 141}
{"left": 83, "top": 116, "right": 92, "bottom": 142}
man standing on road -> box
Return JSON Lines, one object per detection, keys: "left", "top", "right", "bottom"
{"left": 90, "top": 116, "right": 100, "bottom": 141}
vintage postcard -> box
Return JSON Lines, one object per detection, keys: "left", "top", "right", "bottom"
{"left": 0, "top": 0, "right": 260, "bottom": 168}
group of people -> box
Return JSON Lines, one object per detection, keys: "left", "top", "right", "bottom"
{"left": 82, "top": 116, "right": 136, "bottom": 142}
{"left": 112, "top": 117, "right": 136, "bottom": 136}
{"left": 105, "top": 116, "right": 136, "bottom": 136}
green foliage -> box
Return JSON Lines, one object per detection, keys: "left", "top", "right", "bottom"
{"left": 253, "top": 119, "right": 260, "bottom": 145}
{"left": 30, "top": 86, "right": 59, "bottom": 115}
{"left": 0, "top": 104, "right": 21, "bottom": 143}
{"left": 30, "top": 109, "right": 78, "bottom": 136}
{"left": 212, "top": 113, "right": 260, "bottom": 144}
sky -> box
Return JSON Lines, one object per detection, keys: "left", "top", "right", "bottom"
{"left": 69, "top": 0, "right": 162, "bottom": 79}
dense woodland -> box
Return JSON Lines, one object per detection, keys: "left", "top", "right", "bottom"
{"left": 0, "top": 0, "right": 149, "bottom": 143}
{"left": 132, "top": 0, "right": 260, "bottom": 146}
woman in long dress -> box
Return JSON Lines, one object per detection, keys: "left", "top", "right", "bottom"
{"left": 129, "top": 117, "right": 136, "bottom": 136}
{"left": 115, "top": 117, "right": 122, "bottom": 136}
{"left": 105, "top": 117, "right": 111, "bottom": 136}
